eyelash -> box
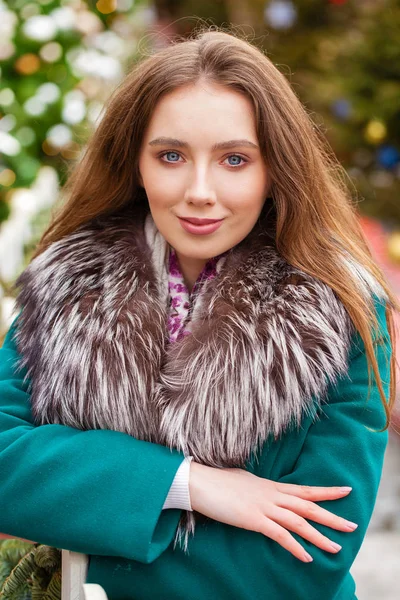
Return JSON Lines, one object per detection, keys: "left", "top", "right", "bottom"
{"left": 157, "top": 151, "right": 249, "bottom": 168}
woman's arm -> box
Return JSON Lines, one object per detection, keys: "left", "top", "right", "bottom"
{"left": 187, "top": 298, "right": 391, "bottom": 566}
{"left": 117, "top": 295, "right": 389, "bottom": 600}
{"left": 0, "top": 320, "right": 186, "bottom": 563}
{"left": 188, "top": 461, "right": 355, "bottom": 562}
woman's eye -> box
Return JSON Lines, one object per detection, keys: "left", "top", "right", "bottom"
{"left": 224, "top": 154, "right": 247, "bottom": 167}
{"left": 159, "top": 151, "right": 182, "bottom": 163}
{"left": 158, "top": 151, "right": 247, "bottom": 167}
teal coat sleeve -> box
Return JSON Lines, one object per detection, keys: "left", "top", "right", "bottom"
{"left": 86, "top": 296, "right": 391, "bottom": 600}
{"left": 267, "top": 296, "right": 391, "bottom": 597}
{"left": 0, "top": 319, "right": 186, "bottom": 563}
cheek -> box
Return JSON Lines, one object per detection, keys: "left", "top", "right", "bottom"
{"left": 144, "top": 178, "right": 174, "bottom": 208}
{"left": 147, "top": 192, "right": 176, "bottom": 214}
{"left": 138, "top": 157, "right": 168, "bottom": 200}
{"left": 143, "top": 172, "right": 181, "bottom": 208}
{"left": 226, "top": 173, "right": 268, "bottom": 211}
{"left": 146, "top": 192, "right": 179, "bottom": 232}
{"left": 229, "top": 194, "right": 266, "bottom": 217}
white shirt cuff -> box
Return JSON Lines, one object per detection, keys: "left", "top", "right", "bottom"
{"left": 162, "top": 456, "right": 193, "bottom": 511}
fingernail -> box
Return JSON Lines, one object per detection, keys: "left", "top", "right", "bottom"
{"left": 345, "top": 521, "right": 358, "bottom": 530}
{"left": 330, "top": 542, "right": 342, "bottom": 552}
{"left": 339, "top": 487, "right": 352, "bottom": 493}
{"left": 304, "top": 552, "right": 313, "bottom": 562}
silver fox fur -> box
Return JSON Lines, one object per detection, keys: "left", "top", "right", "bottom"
{"left": 13, "top": 201, "right": 387, "bottom": 551}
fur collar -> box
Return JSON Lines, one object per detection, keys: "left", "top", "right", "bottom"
{"left": 13, "top": 202, "right": 385, "bottom": 548}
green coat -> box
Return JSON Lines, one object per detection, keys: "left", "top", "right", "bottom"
{"left": 0, "top": 296, "right": 390, "bottom": 599}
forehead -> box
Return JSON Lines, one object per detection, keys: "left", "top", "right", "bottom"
{"left": 144, "top": 82, "right": 257, "bottom": 140}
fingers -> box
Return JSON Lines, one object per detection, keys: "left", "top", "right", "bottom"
{"left": 257, "top": 518, "right": 314, "bottom": 563}
{"left": 269, "top": 506, "right": 344, "bottom": 555}
{"left": 275, "top": 482, "right": 353, "bottom": 501}
{"left": 277, "top": 494, "right": 358, "bottom": 532}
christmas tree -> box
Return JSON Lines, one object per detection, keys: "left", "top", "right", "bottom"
{"left": 0, "top": 0, "right": 152, "bottom": 331}
{"left": 0, "top": 0, "right": 150, "bottom": 222}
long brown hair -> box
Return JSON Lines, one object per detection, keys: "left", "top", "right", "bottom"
{"left": 34, "top": 26, "right": 399, "bottom": 429}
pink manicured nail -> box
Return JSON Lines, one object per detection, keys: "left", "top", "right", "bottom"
{"left": 339, "top": 487, "right": 352, "bottom": 493}
{"left": 330, "top": 542, "right": 342, "bottom": 552}
{"left": 304, "top": 552, "right": 313, "bottom": 562}
{"left": 345, "top": 521, "right": 358, "bottom": 530}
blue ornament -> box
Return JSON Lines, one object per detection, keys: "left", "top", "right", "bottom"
{"left": 331, "top": 99, "right": 352, "bottom": 120}
{"left": 264, "top": 1, "right": 298, "bottom": 30}
{"left": 376, "top": 145, "right": 400, "bottom": 169}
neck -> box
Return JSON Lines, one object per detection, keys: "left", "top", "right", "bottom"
{"left": 174, "top": 251, "right": 207, "bottom": 293}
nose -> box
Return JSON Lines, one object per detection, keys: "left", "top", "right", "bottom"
{"left": 184, "top": 169, "right": 216, "bottom": 207}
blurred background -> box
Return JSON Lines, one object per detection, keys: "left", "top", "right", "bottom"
{"left": 0, "top": 0, "right": 399, "bottom": 597}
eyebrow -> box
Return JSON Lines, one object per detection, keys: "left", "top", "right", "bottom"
{"left": 148, "top": 137, "right": 259, "bottom": 151}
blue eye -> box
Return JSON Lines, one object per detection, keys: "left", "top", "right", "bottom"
{"left": 158, "top": 151, "right": 248, "bottom": 167}
{"left": 160, "top": 151, "right": 181, "bottom": 162}
{"left": 226, "top": 155, "right": 246, "bottom": 167}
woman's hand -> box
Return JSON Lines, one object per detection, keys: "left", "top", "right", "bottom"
{"left": 189, "top": 462, "right": 358, "bottom": 563}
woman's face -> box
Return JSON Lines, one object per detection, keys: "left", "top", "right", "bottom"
{"left": 138, "top": 80, "right": 270, "bottom": 265}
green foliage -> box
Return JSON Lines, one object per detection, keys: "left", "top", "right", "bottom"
{"left": 264, "top": 0, "right": 400, "bottom": 224}
{"left": 0, "top": 540, "right": 34, "bottom": 591}
{"left": 0, "top": 0, "right": 82, "bottom": 212}
{"left": 0, "top": 541, "right": 61, "bottom": 600}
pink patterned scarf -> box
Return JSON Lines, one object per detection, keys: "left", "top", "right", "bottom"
{"left": 167, "top": 247, "right": 227, "bottom": 343}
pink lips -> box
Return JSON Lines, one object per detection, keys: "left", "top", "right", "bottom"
{"left": 178, "top": 217, "right": 224, "bottom": 236}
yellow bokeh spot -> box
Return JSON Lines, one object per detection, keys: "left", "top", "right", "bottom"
{"left": 61, "top": 142, "right": 81, "bottom": 160}
{"left": 42, "top": 139, "right": 59, "bottom": 156}
{"left": 0, "top": 169, "right": 16, "bottom": 187}
{"left": 96, "top": 0, "right": 117, "bottom": 14}
{"left": 364, "top": 120, "right": 387, "bottom": 144}
{"left": 387, "top": 232, "right": 400, "bottom": 264}
{"left": 15, "top": 53, "right": 41, "bottom": 75}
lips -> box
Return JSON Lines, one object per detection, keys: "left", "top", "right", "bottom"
{"left": 177, "top": 216, "right": 224, "bottom": 236}
{"left": 179, "top": 217, "right": 223, "bottom": 225}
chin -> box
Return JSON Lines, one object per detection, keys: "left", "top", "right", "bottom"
{"left": 179, "top": 248, "right": 218, "bottom": 260}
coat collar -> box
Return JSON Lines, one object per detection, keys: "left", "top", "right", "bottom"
{"left": 14, "top": 200, "right": 369, "bottom": 468}
{"left": 14, "top": 201, "right": 388, "bottom": 549}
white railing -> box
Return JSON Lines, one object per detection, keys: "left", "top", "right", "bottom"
{"left": 61, "top": 551, "right": 108, "bottom": 600}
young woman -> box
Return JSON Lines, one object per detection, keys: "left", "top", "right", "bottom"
{"left": 0, "top": 28, "right": 397, "bottom": 600}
